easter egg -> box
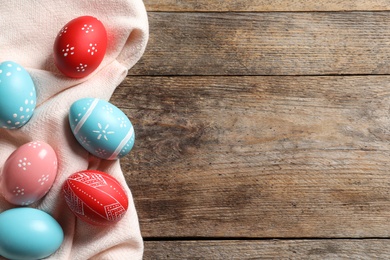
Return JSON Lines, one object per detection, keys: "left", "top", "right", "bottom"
{"left": 0, "top": 61, "right": 36, "bottom": 129}
{"left": 53, "top": 16, "right": 107, "bottom": 78}
{"left": 0, "top": 141, "right": 58, "bottom": 206}
{"left": 0, "top": 207, "right": 63, "bottom": 260}
{"left": 69, "top": 98, "right": 135, "bottom": 160}
{"left": 63, "top": 170, "right": 129, "bottom": 225}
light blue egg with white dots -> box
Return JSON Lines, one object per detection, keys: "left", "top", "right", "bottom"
{"left": 0, "top": 61, "right": 36, "bottom": 129}
{"left": 69, "top": 98, "right": 135, "bottom": 160}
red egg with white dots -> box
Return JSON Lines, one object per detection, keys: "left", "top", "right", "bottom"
{"left": 53, "top": 16, "right": 107, "bottom": 78}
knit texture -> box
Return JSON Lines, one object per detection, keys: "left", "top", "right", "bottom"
{"left": 0, "top": 1, "right": 148, "bottom": 259}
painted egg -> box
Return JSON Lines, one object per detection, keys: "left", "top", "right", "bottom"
{"left": 0, "top": 141, "right": 58, "bottom": 206}
{"left": 0, "top": 207, "right": 63, "bottom": 259}
{"left": 69, "top": 97, "right": 135, "bottom": 160}
{"left": 53, "top": 16, "right": 107, "bottom": 78}
{"left": 0, "top": 61, "right": 36, "bottom": 129}
{"left": 63, "top": 170, "right": 129, "bottom": 225}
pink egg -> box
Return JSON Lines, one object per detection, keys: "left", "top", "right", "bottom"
{"left": 0, "top": 141, "right": 58, "bottom": 206}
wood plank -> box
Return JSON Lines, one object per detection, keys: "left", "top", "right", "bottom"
{"left": 144, "top": 240, "right": 390, "bottom": 259}
{"left": 144, "top": 0, "right": 390, "bottom": 12}
{"left": 131, "top": 12, "right": 390, "bottom": 76}
{"left": 116, "top": 75, "right": 390, "bottom": 238}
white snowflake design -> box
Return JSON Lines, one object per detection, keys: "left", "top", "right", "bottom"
{"left": 38, "top": 174, "right": 50, "bottom": 185}
{"left": 18, "top": 158, "right": 31, "bottom": 171}
{"left": 62, "top": 44, "right": 75, "bottom": 57}
{"left": 81, "top": 24, "right": 94, "bottom": 33}
{"left": 76, "top": 63, "right": 88, "bottom": 72}
{"left": 88, "top": 43, "right": 98, "bottom": 55}
{"left": 93, "top": 123, "right": 115, "bottom": 141}
{"left": 13, "top": 187, "right": 24, "bottom": 196}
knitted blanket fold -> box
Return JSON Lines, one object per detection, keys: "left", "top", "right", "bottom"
{"left": 0, "top": 1, "right": 149, "bottom": 259}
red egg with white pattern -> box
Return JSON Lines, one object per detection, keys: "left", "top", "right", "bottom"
{"left": 0, "top": 141, "right": 58, "bottom": 206}
{"left": 63, "top": 170, "right": 129, "bottom": 225}
{"left": 53, "top": 16, "right": 107, "bottom": 78}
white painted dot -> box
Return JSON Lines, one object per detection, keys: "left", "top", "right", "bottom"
{"left": 13, "top": 114, "right": 17, "bottom": 118}
{"left": 30, "top": 92, "right": 33, "bottom": 97}
{"left": 20, "top": 116, "right": 24, "bottom": 119}
{"left": 0, "top": 70, "right": 2, "bottom": 73}
{"left": 7, "top": 64, "right": 12, "bottom": 67}
{"left": 26, "top": 108, "right": 30, "bottom": 112}
{"left": 19, "top": 107, "right": 23, "bottom": 112}
{"left": 16, "top": 67, "right": 21, "bottom": 71}
{"left": 30, "top": 100, "right": 34, "bottom": 104}
{"left": 7, "top": 120, "right": 11, "bottom": 124}
{"left": 6, "top": 72, "right": 11, "bottom": 76}
{"left": 15, "top": 122, "right": 20, "bottom": 125}
{"left": 25, "top": 99, "right": 28, "bottom": 105}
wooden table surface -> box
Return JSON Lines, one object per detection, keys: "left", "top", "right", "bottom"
{"left": 113, "top": 1, "right": 390, "bottom": 259}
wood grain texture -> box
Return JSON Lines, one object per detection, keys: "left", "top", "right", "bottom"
{"left": 118, "top": 2, "right": 390, "bottom": 257}
{"left": 115, "top": 75, "right": 390, "bottom": 238}
{"left": 131, "top": 12, "right": 390, "bottom": 76}
{"left": 144, "top": 0, "right": 390, "bottom": 12}
{"left": 144, "top": 240, "right": 390, "bottom": 259}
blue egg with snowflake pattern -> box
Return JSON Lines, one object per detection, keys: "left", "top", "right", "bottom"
{"left": 69, "top": 98, "right": 135, "bottom": 160}
{"left": 0, "top": 61, "right": 36, "bottom": 129}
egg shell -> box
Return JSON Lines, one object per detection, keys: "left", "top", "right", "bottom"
{"left": 0, "top": 141, "right": 58, "bottom": 206}
{"left": 63, "top": 170, "right": 129, "bottom": 225}
{"left": 0, "top": 61, "right": 36, "bottom": 129}
{"left": 69, "top": 98, "right": 135, "bottom": 160}
{"left": 0, "top": 207, "right": 63, "bottom": 260}
{"left": 53, "top": 16, "right": 107, "bottom": 78}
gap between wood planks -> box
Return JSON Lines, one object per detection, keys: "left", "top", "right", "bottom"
{"left": 143, "top": 237, "right": 390, "bottom": 241}
{"left": 143, "top": 0, "right": 390, "bottom": 12}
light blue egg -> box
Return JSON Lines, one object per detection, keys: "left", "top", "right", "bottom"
{"left": 0, "top": 207, "right": 64, "bottom": 260}
{"left": 0, "top": 61, "right": 36, "bottom": 129}
{"left": 69, "top": 98, "right": 135, "bottom": 160}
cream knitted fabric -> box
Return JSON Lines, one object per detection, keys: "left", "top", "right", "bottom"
{"left": 0, "top": 1, "right": 148, "bottom": 259}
